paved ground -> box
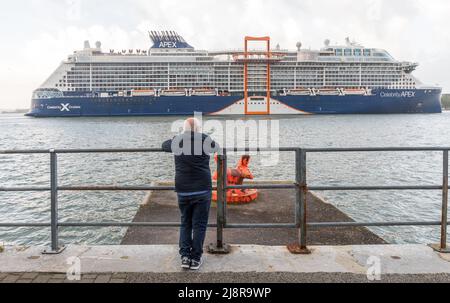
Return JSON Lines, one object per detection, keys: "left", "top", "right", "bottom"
{"left": 0, "top": 272, "right": 128, "bottom": 283}
{"left": 122, "top": 186, "right": 386, "bottom": 246}
{"left": 124, "top": 272, "right": 450, "bottom": 283}
{"left": 2, "top": 272, "right": 450, "bottom": 283}
{"left": 2, "top": 244, "right": 450, "bottom": 283}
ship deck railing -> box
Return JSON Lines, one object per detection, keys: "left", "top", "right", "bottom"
{"left": 0, "top": 147, "right": 449, "bottom": 254}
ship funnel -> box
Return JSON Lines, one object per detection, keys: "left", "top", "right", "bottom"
{"left": 296, "top": 42, "right": 302, "bottom": 51}
{"left": 84, "top": 40, "right": 91, "bottom": 49}
{"left": 95, "top": 41, "right": 102, "bottom": 49}
{"left": 149, "top": 30, "right": 194, "bottom": 49}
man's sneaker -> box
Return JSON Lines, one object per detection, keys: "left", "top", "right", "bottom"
{"left": 181, "top": 256, "right": 191, "bottom": 269}
{"left": 190, "top": 258, "right": 203, "bottom": 270}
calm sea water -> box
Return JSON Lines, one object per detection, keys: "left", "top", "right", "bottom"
{"left": 1, "top": 112, "right": 450, "bottom": 246}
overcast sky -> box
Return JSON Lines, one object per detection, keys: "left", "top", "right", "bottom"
{"left": 0, "top": 0, "right": 449, "bottom": 109}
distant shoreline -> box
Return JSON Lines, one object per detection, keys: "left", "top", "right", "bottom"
{"left": 442, "top": 94, "right": 450, "bottom": 110}
{"left": 0, "top": 109, "right": 28, "bottom": 114}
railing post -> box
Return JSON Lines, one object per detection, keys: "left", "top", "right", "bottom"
{"left": 208, "top": 150, "right": 230, "bottom": 254}
{"left": 431, "top": 150, "right": 449, "bottom": 253}
{"left": 43, "top": 150, "right": 65, "bottom": 254}
{"left": 288, "top": 148, "right": 311, "bottom": 254}
{"left": 222, "top": 149, "right": 228, "bottom": 227}
{"left": 441, "top": 150, "right": 449, "bottom": 251}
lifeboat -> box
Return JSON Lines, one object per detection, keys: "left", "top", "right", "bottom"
{"left": 212, "top": 155, "right": 258, "bottom": 204}
{"left": 342, "top": 88, "right": 367, "bottom": 96}
{"left": 160, "top": 88, "right": 186, "bottom": 97}
{"left": 131, "top": 89, "right": 156, "bottom": 97}
{"left": 286, "top": 88, "right": 312, "bottom": 96}
{"left": 218, "top": 90, "right": 230, "bottom": 96}
{"left": 191, "top": 88, "right": 217, "bottom": 96}
{"left": 316, "top": 88, "right": 341, "bottom": 96}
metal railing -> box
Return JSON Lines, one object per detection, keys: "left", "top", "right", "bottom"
{"left": 0, "top": 147, "right": 449, "bottom": 254}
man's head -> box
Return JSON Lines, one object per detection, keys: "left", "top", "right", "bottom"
{"left": 183, "top": 117, "right": 201, "bottom": 133}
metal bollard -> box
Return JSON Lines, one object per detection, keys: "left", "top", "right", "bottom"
{"left": 288, "top": 149, "right": 311, "bottom": 254}
{"left": 208, "top": 151, "right": 230, "bottom": 254}
{"left": 43, "top": 150, "right": 65, "bottom": 254}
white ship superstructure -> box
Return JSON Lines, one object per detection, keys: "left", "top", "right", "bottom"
{"left": 41, "top": 33, "right": 419, "bottom": 95}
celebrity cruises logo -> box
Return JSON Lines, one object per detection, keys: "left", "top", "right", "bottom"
{"left": 61, "top": 103, "right": 70, "bottom": 112}
{"left": 46, "top": 103, "right": 81, "bottom": 112}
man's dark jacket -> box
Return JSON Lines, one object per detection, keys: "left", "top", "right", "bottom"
{"left": 162, "top": 132, "right": 219, "bottom": 193}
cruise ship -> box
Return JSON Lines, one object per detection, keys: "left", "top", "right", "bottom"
{"left": 27, "top": 31, "right": 442, "bottom": 117}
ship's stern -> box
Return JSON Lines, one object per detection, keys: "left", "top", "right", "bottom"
{"left": 424, "top": 87, "right": 443, "bottom": 113}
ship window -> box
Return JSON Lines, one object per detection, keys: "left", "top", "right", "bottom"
{"left": 363, "top": 49, "right": 371, "bottom": 56}
{"left": 354, "top": 49, "right": 362, "bottom": 56}
{"left": 335, "top": 49, "right": 343, "bottom": 56}
{"left": 344, "top": 49, "right": 352, "bottom": 56}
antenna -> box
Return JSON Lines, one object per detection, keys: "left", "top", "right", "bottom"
{"left": 345, "top": 37, "right": 351, "bottom": 46}
{"left": 151, "top": 31, "right": 158, "bottom": 41}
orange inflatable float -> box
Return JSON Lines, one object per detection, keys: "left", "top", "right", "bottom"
{"left": 212, "top": 155, "right": 258, "bottom": 204}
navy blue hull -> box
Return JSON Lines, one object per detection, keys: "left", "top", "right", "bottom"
{"left": 26, "top": 88, "right": 442, "bottom": 117}
{"left": 279, "top": 88, "right": 442, "bottom": 114}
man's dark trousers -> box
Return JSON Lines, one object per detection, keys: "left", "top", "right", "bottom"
{"left": 177, "top": 192, "right": 212, "bottom": 262}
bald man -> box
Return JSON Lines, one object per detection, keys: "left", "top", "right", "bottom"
{"left": 162, "top": 118, "right": 219, "bottom": 270}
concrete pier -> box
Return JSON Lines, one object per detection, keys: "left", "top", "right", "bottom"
{"left": 122, "top": 182, "right": 386, "bottom": 246}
